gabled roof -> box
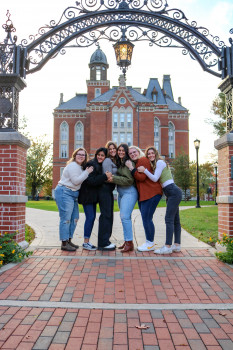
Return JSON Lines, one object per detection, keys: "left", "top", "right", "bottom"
{"left": 56, "top": 94, "right": 87, "bottom": 110}
{"left": 145, "top": 78, "right": 167, "bottom": 104}
{"left": 128, "top": 88, "right": 153, "bottom": 103}
{"left": 91, "top": 88, "right": 117, "bottom": 102}
{"left": 165, "top": 96, "right": 187, "bottom": 111}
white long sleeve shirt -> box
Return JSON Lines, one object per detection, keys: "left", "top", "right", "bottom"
{"left": 58, "top": 161, "right": 89, "bottom": 191}
{"left": 144, "top": 160, "right": 174, "bottom": 188}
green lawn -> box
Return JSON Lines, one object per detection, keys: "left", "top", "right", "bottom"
{"left": 179, "top": 206, "right": 218, "bottom": 245}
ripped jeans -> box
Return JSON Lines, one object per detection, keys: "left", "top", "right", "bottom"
{"left": 55, "top": 185, "right": 79, "bottom": 241}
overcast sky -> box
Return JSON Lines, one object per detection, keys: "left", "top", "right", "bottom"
{"left": 1, "top": 0, "right": 233, "bottom": 163}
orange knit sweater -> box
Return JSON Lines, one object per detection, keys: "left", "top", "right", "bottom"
{"left": 133, "top": 157, "right": 163, "bottom": 202}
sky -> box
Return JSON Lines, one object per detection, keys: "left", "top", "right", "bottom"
{"left": 0, "top": 0, "right": 233, "bottom": 163}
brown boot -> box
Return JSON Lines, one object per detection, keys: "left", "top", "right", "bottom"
{"left": 68, "top": 238, "right": 79, "bottom": 249}
{"left": 121, "top": 241, "right": 134, "bottom": 253}
{"left": 118, "top": 242, "right": 125, "bottom": 249}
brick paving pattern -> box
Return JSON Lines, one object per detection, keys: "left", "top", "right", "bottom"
{"left": 0, "top": 248, "right": 233, "bottom": 349}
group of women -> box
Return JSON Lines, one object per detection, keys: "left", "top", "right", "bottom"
{"left": 54, "top": 142, "right": 182, "bottom": 254}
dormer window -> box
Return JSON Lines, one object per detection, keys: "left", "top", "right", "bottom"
{"left": 95, "top": 88, "right": 101, "bottom": 98}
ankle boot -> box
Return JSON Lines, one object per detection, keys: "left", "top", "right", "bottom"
{"left": 118, "top": 242, "right": 125, "bottom": 249}
{"left": 61, "top": 241, "right": 76, "bottom": 251}
{"left": 68, "top": 238, "right": 79, "bottom": 249}
{"left": 121, "top": 241, "right": 134, "bottom": 253}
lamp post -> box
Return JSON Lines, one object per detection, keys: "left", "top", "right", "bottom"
{"left": 113, "top": 28, "right": 134, "bottom": 78}
{"left": 194, "top": 139, "right": 201, "bottom": 208}
{"left": 214, "top": 161, "right": 218, "bottom": 205}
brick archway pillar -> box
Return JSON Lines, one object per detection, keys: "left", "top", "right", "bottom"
{"left": 214, "top": 133, "right": 233, "bottom": 241}
{"left": 0, "top": 131, "right": 30, "bottom": 247}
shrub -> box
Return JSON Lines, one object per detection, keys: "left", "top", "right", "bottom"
{"left": 0, "top": 232, "right": 32, "bottom": 267}
{"left": 215, "top": 233, "right": 233, "bottom": 264}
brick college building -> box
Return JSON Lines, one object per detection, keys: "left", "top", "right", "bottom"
{"left": 52, "top": 47, "right": 189, "bottom": 190}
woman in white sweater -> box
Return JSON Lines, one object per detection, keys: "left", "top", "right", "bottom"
{"left": 55, "top": 148, "right": 93, "bottom": 251}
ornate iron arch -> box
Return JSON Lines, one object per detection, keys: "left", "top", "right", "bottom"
{"left": 0, "top": 0, "right": 233, "bottom": 130}
{"left": 21, "top": 0, "right": 226, "bottom": 78}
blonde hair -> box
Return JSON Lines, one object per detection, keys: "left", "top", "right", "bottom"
{"left": 129, "top": 145, "right": 145, "bottom": 159}
{"left": 145, "top": 146, "right": 166, "bottom": 171}
{"left": 67, "top": 148, "right": 88, "bottom": 167}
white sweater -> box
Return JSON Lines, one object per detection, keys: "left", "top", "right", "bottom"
{"left": 58, "top": 162, "right": 89, "bottom": 191}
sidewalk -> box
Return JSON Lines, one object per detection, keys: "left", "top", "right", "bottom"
{"left": 0, "top": 207, "right": 232, "bottom": 350}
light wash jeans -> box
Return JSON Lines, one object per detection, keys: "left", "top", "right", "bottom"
{"left": 54, "top": 185, "right": 79, "bottom": 241}
{"left": 117, "top": 185, "right": 138, "bottom": 241}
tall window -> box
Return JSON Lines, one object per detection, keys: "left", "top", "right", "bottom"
{"left": 120, "top": 113, "right": 125, "bottom": 128}
{"left": 168, "top": 122, "right": 175, "bottom": 158}
{"left": 96, "top": 66, "right": 101, "bottom": 80}
{"left": 75, "top": 122, "right": 84, "bottom": 148}
{"left": 113, "top": 113, "right": 118, "bottom": 128}
{"left": 127, "top": 113, "right": 132, "bottom": 128}
{"left": 154, "top": 118, "right": 160, "bottom": 152}
{"left": 112, "top": 107, "right": 133, "bottom": 146}
{"left": 60, "top": 121, "right": 68, "bottom": 158}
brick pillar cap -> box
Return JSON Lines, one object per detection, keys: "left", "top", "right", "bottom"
{"left": 0, "top": 131, "right": 30, "bottom": 149}
{"left": 214, "top": 133, "right": 233, "bottom": 150}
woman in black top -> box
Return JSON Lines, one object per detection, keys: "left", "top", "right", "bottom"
{"left": 78, "top": 147, "right": 115, "bottom": 251}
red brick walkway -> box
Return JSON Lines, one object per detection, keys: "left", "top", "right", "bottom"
{"left": 0, "top": 248, "right": 233, "bottom": 349}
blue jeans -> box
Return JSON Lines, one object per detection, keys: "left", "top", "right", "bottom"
{"left": 83, "top": 203, "right": 96, "bottom": 239}
{"left": 117, "top": 185, "right": 138, "bottom": 241}
{"left": 163, "top": 183, "right": 182, "bottom": 245}
{"left": 139, "top": 194, "right": 162, "bottom": 242}
{"left": 54, "top": 185, "right": 79, "bottom": 241}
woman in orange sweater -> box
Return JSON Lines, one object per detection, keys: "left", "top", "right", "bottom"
{"left": 126, "top": 146, "right": 162, "bottom": 252}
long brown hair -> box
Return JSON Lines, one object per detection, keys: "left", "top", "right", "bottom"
{"left": 145, "top": 146, "right": 166, "bottom": 171}
{"left": 105, "top": 140, "right": 117, "bottom": 164}
{"left": 67, "top": 147, "right": 88, "bottom": 168}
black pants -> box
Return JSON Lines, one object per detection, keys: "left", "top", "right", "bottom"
{"left": 98, "top": 184, "right": 114, "bottom": 247}
{"left": 163, "top": 183, "right": 182, "bottom": 245}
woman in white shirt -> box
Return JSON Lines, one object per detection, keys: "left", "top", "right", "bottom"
{"left": 137, "top": 146, "right": 182, "bottom": 254}
{"left": 55, "top": 148, "right": 93, "bottom": 251}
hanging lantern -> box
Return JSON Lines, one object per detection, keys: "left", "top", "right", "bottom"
{"left": 113, "top": 30, "right": 134, "bottom": 77}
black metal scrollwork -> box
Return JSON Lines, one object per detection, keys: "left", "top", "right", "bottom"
{"left": 0, "top": 0, "right": 228, "bottom": 79}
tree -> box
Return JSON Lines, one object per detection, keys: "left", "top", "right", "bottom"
{"left": 206, "top": 92, "right": 226, "bottom": 137}
{"left": 190, "top": 162, "right": 215, "bottom": 200}
{"left": 172, "top": 153, "right": 192, "bottom": 201}
{"left": 26, "top": 137, "right": 53, "bottom": 199}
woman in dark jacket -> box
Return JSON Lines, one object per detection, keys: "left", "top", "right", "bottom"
{"left": 78, "top": 147, "right": 115, "bottom": 251}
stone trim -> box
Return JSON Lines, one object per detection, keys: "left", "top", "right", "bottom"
{"left": 217, "top": 195, "right": 233, "bottom": 204}
{"left": 0, "top": 131, "right": 30, "bottom": 149}
{"left": 0, "top": 195, "right": 28, "bottom": 203}
{"left": 214, "top": 133, "right": 233, "bottom": 150}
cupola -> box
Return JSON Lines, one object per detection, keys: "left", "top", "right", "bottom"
{"left": 89, "top": 45, "right": 109, "bottom": 81}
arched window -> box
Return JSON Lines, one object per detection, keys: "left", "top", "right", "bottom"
{"left": 60, "top": 121, "right": 68, "bottom": 158}
{"left": 75, "top": 121, "right": 84, "bottom": 148}
{"left": 168, "top": 122, "right": 175, "bottom": 158}
{"left": 154, "top": 118, "right": 160, "bottom": 152}
{"left": 95, "top": 88, "right": 101, "bottom": 98}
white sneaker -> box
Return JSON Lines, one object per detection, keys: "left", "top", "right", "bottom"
{"left": 171, "top": 244, "right": 181, "bottom": 252}
{"left": 137, "top": 241, "right": 156, "bottom": 252}
{"left": 154, "top": 245, "right": 173, "bottom": 254}
{"left": 98, "top": 243, "right": 116, "bottom": 251}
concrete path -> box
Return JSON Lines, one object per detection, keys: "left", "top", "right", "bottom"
{"left": 26, "top": 207, "right": 211, "bottom": 251}
{"left": 0, "top": 207, "right": 233, "bottom": 350}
